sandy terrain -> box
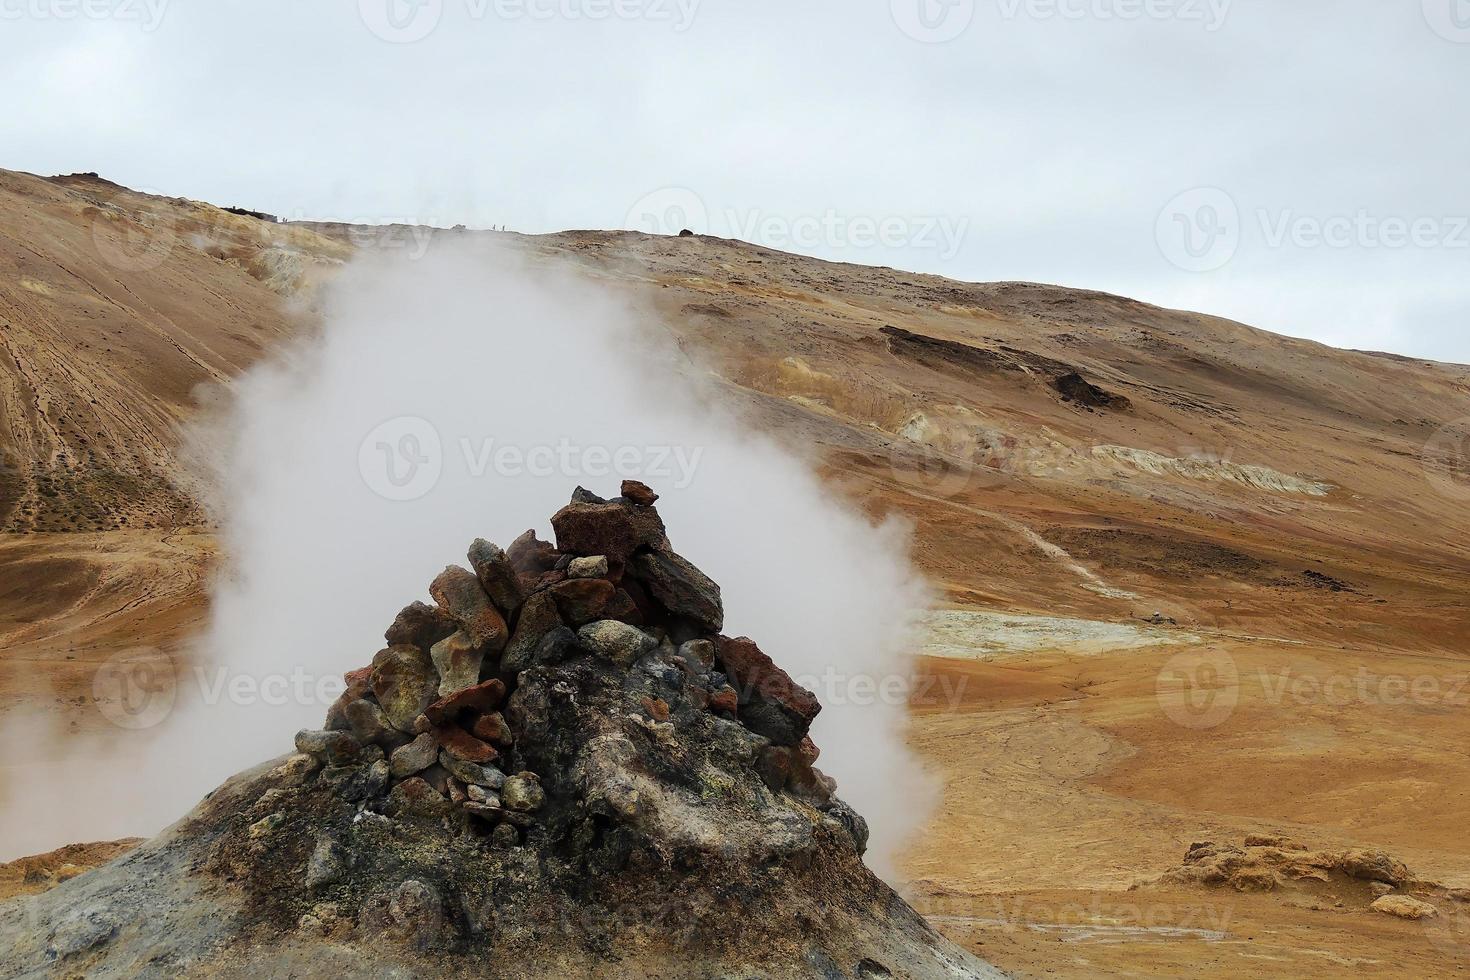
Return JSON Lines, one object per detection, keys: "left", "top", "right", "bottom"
{"left": 3, "top": 169, "right": 1470, "bottom": 975}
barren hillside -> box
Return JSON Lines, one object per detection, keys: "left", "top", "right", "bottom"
{"left": 3, "top": 169, "right": 1469, "bottom": 976}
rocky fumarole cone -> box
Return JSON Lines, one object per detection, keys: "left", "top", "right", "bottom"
{"left": 0, "top": 484, "right": 1004, "bottom": 979}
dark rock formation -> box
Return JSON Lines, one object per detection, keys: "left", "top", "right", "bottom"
{"left": 0, "top": 487, "right": 1004, "bottom": 979}
{"left": 1052, "top": 371, "right": 1131, "bottom": 410}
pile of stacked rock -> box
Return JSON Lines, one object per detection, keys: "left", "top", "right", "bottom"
{"left": 290, "top": 480, "right": 858, "bottom": 853}
{"left": 1, "top": 481, "right": 1007, "bottom": 979}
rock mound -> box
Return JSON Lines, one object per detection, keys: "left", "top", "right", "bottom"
{"left": 1160, "top": 834, "right": 1463, "bottom": 921}
{"left": 0, "top": 483, "right": 1003, "bottom": 979}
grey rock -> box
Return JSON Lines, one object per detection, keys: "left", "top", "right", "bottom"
{"left": 467, "top": 785, "right": 502, "bottom": 807}
{"left": 503, "top": 773, "right": 546, "bottom": 813}
{"left": 47, "top": 911, "right": 116, "bottom": 959}
{"left": 430, "top": 630, "right": 484, "bottom": 697}
{"left": 467, "top": 538, "right": 524, "bottom": 614}
{"left": 305, "top": 838, "right": 351, "bottom": 891}
{"left": 501, "top": 590, "right": 563, "bottom": 674}
{"left": 386, "top": 879, "right": 442, "bottom": 947}
{"left": 387, "top": 777, "right": 453, "bottom": 820}
{"left": 438, "top": 751, "right": 505, "bottom": 789}
{"left": 389, "top": 733, "right": 438, "bottom": 778}
{"left": 370, "top": 646, "right": 440, "bottom": 733}
{"left": 344, "top": 700, "right": 393, "bottom": 745}
{"left": 630, "top": 548, "right": 724, "bottom": 632}
{"left": 248, "top": 812, "right": 286, "bottom": 839}
{"left": 294, "top": 729, "right": 362, "bottom": 766}
{"left": 567, "top": 555, "right": 609, "bottom": 579}
{"left": 464, "top": 801, "right": 504, "bottom": 820}
{"left": 708, "top": 716, "right": 769, "bottom": 765}
{"left": 384, "top": 600, "right": 457, "bottom": 651}
{"left": 320, "top": 761, "right": 390, "bottom": 802}
{"left": 532, "top": 626, "right": 579, "bottom": 667}
{"left": 577, "top": 620, "right": 657, "bottom": 667}
{"left": 823, "top": 800, "right": 870, "bottom": 857}
{"left": 679, "top": 638, "right": 717, "bottom": 670}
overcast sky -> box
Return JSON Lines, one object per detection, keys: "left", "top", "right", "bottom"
{"left": 3, "top": 0, "right": 1467, "bottom": 362}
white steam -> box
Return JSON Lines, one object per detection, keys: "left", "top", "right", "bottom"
{"left": 0, "top": 240, "right": 937, "bottom": 875}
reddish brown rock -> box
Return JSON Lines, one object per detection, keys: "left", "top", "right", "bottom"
{"left": 755, "top": 746, "right": 794, "bottom": 791}
{"left": 709, "top": 686, "right": 739, "bottom": 715}
{"left": 425, "top": 679, "right": 506, "bottom": 725}
{"left": 419, "top": 764, "right": 452, "bottom": 795}
{"left": 789, "top": 762, "right": 836, "bottom": 806}
{"left": 547, "top": 578, "right": 619, "bottom": 626}
{"left": 549, "top": 498, "right": 669, "bottom": 562}
{"left": 429, "top": 566, "right": 509, "bottom": 653}
{"left": 715, "top": 635, "right": 821, "bottom": 745}
{"left": 432, "top": 724, "right": 499, "bottom": 764}
{"left": 325, "top": 666, "right": 375, "bottom": 731}
{"left": 507, "top": 529, "right": 559, "bottom": 577}
{"left": 798, "top": 736, "right": 821, "bottom": 765}
{"left": 387, "top": 776, "right": 452, "bottom": 819}
{"left": 641, "top": 696, "right": 671, "bottom": 723}
{"left": 620, "top": 480, "right": 659, "bottom": 506}
{"left": 533, "top": 569, "right": 568, "bottom": 591}
{"left": 470, "top": 711, "right": 513, "bottom": 746}
{"left": 604, "top": 588, "right": 641, "bottom": 623}
{"left": 383, "top": 601, "right": 457, "bottom": 651}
